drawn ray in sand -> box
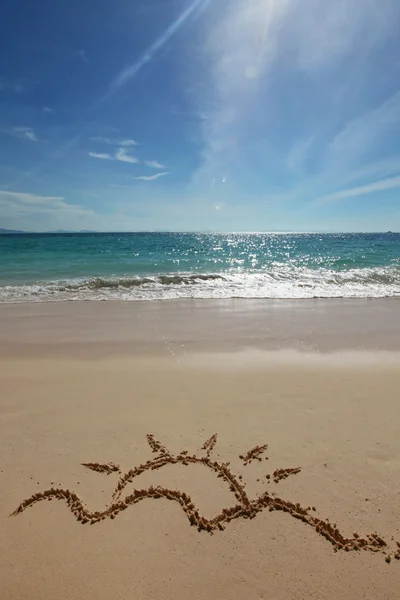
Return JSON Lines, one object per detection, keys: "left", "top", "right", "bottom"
{"left": 239, "top": 444, "right": 269, "bottom": 465}
{"left": 11, "top": 434, "right": 400, "bottom": 563}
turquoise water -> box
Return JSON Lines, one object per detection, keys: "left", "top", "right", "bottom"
{"left": 0, "top": 232, "right": 399, "bottom": 301}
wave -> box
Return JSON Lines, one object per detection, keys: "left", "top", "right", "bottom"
{"left": 59, "top": 273, "right": 225, "bottom": 290}
{"left": 1, "top": 267, "right": 400, "bottom": 303}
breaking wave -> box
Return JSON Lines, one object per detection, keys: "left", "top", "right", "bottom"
{"left": 1, "top": 267, "right": 400, "bottom": 303}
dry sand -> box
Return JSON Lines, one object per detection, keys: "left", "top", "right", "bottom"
{"left": 1, "top": 300, "right": 400, "bottom": 599}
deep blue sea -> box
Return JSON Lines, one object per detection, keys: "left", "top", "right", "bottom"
{"left": 0, "top": 232, "right": 399, "bottom": 302}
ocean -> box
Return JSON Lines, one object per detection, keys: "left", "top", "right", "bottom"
{"left": 0, "top": 232, "right": 399, "bottom": 302}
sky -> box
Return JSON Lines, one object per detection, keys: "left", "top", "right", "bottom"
{"left": 0, "top": 0, "right": 400, "bottom": 232}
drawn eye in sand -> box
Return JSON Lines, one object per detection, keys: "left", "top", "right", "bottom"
{"left": 11, "top": 433, "right": 400, "bottom": 563}
{"left": 81, "top": 462, "right": 121, "bottom": 475}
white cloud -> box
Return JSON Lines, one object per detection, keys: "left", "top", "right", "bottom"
{"left": 145, "top": 160, "right": 166, "bottom": 169}
{"left": 43, "top": 107, "right": 53, "bottom": 113}
{"left": 133, "top": 172, "right": 169, "bottom": 181}
{"left": 20, "top": 128, "right": 37, "bottom": 142}
{"left": 315, "top": 175, "right": 400, "bottom": 205}
{"left": 88, "top": 148, "right": 140, "bottom": 164}
{"left": 118, "top": 139, "right": 137, "bottom": 147}
{"left": 89, "top": 151, "right": 113, "bottom": 160}
{"left": 90, "top": 136, "right": 138, "bottom": 146}
{"left": 4, "top": 126, "right": 38, "bottom": 142}
{"left": 115, "top": 148, "right": 139, "bottom": 164}
{"left": 0, "top": 190, "right": 93, "bottom": 218}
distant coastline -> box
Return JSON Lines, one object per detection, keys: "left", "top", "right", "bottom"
{"left": 0, "top": 229, "right": 398, "bottom": 235}
{"left": 0, "top": 229, "right": 97, "bottom": 234}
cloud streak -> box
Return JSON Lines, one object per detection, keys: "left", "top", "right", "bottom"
{"left": 3, "top": 126, "right": 38, "bottom": 142}
{"left": 118, "top": 139, "right": 138, "bottom": 147}
{"left": 329, "top": 91, "right": 400, "bottom": 165}
{"left": 90, "top": 136, "right": 137, "bottom": 146}
{"left": 287, "top": 137, "right": 314, "bottom": 173}
{"left": 0, "top": 79, "right": 25, "bottom": 93}
{"left": 315, "top": 175, "right": 400, "bottom": 205}
{"left": 77, "top": 49, "right": 89, "bottom": 65}
{"left": 89, "top": 152, "right": 113, "bottom": 160}
{"left": 0, "top": 189, "right": 93, "bottom": 217}
{"left": 133, "top": 172, "right": 169, "bottom": 181}
{"left": 88, "top": 148, "right": 139, "bottom": 163}
{"left": 106, "top": 0, "right": 208, "bottom": 98}
{"left": 145, "top": 160, "right": 166, "bottom": 169}
{"left": 0, "top": 190, "right": 65, "bottom": 206}
{"left": 115, "top": 148, "right": 139, "bottom": 164}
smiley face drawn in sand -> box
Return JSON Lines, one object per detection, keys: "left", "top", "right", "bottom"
{"left": 11, "top": 434, "right": 400, "bottom": 563}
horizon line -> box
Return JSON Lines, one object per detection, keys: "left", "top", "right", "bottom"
{"left": 0, "top": 229, "right": 398, "bottom": 235}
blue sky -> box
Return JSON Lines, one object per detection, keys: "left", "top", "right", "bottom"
{"left": 0, "top": 0, "right": 400, "bottom": 232}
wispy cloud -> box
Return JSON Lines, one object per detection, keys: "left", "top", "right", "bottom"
{"left": 89, "top": 151, "right": 113, "bottom": 160}
{"left": 195, "top": 0, "right": 399, "bottom": 184}
{"left": 287, "top": 137, "right": 314, "bottom": 173}
{"left": 88, "top": 148, "right": 139, "bottom": 163}
{"left": 115, "top": 148, "right": 139, "bottom": 164}
{"left": 0, "top": 190, "right": 64, "bottom": 205}
{"left": 19, "top": 128, "right": 37, "bottom": 142}
{"left": 106, "top": 0, "right": 208, "bottom": 98}
{"left": 43, "top": 107, "right": 53, "bottom": 113}
{"left": 77, "top": 49, "right": 89, "bottom": 65}
{"left": 315, "top": 175, "right": 400, "bottom": 205}
{"left": 0, "top": 77, "right": 35, "bottom": 93}
{"left": 0, "top": 189, "right": 93, "bottom": 217}
{"left": 284, "top": 1, "right": 392, "bottom": 72}
{"left": 171, "top": 107, "right": 209, "bottom": 120}
{"left": 0, "top": 81, "right": 23, "bottom": 93}
{"left": 342, "top": 156, "right": 400, "bottom": 187}
{"left": 145, "top": 160, "right": 166, "bottom": 169}
{"left": 133, "top": 172, "right": 169, "bottom": 181}
{"left": 90, "top": 136, "right": 138, "bottom": 146}
{"left": 118, "top": 139, "right": 137, "bottom": 147}
{"left": 329, "top": 91, "right": 400, "bottom": 164}
{"left": 4, "top": 126, "right": 38, "bottom": 142}
{"left": 195, "top": 0, "right": 291, "bottom": 183}
{"left": 90, "top": 136, "right": 114, "bottom": 144}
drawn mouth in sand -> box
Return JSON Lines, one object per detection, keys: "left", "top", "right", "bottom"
{"left": 11, "top": 433, "right": 400, "bottom": 563}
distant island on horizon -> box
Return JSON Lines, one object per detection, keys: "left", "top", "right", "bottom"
{"left": 0, "top": 229, "right": 398, "bottom": 235}
{"left": 0, "top": 228, "right": 98, "bottom": 234}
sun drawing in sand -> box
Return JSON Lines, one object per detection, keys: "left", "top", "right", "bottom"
{"left": 11, "top": 434, "right": 400, "bottom": 563}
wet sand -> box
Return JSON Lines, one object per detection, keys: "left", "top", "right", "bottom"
{"left": 1, "top": 298, "right": 400, "bottom": 357}
{"left": 1, "top": 300, "right": 400, "bottom": 599}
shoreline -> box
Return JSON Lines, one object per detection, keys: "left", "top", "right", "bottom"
{"left": 1, "top": 292, "right": 399, "bottom": 305}
{"left": 1, "top": 297, "right": 400, "bottom": 358}
{"left": 1, "top": 294, "right": 399, "bottom": 304}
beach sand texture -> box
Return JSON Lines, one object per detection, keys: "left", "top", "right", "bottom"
{"left": 1, "top": 300, "right": 400, "bottom": 599}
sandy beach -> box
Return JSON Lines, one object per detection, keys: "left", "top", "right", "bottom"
{"left": 1, "top": 300, "right": 400, "bottom": 599}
